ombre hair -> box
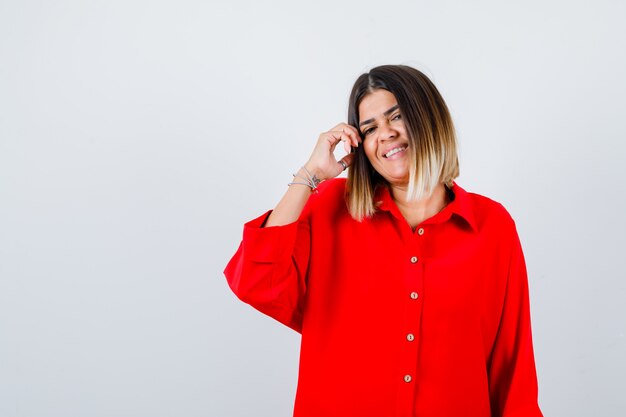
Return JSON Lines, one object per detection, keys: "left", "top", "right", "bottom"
{"left": 346, "top": 65, "right": 459, "bottom": 221}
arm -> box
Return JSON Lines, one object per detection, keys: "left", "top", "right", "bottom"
{"left": 224, "top": 123, "right": 361, "bottom": 331}
{"left": 223, "top": 207, "right": 312, "bottom": 332}
{"left": 265, "top": 123, "right": 360, "bottom": 227}
{"left": 488, "top": 221, "right": 543, "bottom": 417}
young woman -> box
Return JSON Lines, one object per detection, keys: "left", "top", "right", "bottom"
{"left": 224, "top": 64, "right": 543, "bottom": 417}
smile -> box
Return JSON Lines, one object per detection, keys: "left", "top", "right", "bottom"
{"left": 384, "top": 145, "right": 408, "bottom": 158}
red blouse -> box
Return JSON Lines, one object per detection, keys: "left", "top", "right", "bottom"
{"left": 224, "top": 178, "right": 542, "bottom": 417}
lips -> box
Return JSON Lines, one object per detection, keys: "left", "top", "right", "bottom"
{"left": 383, "top": 145, "right": 408, "bottom": 158}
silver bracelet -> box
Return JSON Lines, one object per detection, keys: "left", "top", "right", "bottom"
{"left": 301, "top": 166, "right": 322, "bottom": 189}
{"left": 288, "top": 166, "right": 322, "bottom": 193}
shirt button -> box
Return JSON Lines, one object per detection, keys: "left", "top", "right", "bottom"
{"left": 410, "top": 256, "right": 418, "bottom": 264}
{"left": 410, "top": 292, "right": 419, "bottom": 300}
{"left": 417, "top": 227, "right": 424, "bottom": 236}
{"left": 406, "top": 333, "right": 415, "bottom": 342}
{"left": 404, "top": 375, "right": 412, "bottom": 383}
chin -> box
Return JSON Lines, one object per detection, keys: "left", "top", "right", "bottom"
{"left": 384, "top": 169, "right": 409, "bottom": 180}
{"left": 381, "top": 173, "right": 410, "bottom": 185}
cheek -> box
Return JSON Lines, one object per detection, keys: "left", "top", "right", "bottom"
{"left": 363, "top": 141, "right": 378, "bottom": 162}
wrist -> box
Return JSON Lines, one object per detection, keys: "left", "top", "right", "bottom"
{"left": 289, "top": 164, "right": 323, "bottom": 193}
{"left": 302, "top": 162, "right": 324, "bottom": 181}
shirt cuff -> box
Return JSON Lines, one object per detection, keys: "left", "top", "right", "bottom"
{"left": 242, "top": 210, "right": 300, "bottom": 263}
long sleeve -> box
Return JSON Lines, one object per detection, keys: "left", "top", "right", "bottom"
{"left": 224, "top": 208, "right": 312, "bottom": 333}
{"left": 487, "top": 221, "right": 543, "bottom": 417}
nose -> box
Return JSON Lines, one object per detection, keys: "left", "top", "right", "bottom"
{"left": 378, "top": 120, "right": 397, "bottom": 141}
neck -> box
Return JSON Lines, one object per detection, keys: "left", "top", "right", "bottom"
{"left": 389, "top": 182, "right": 449, "bottom": 229}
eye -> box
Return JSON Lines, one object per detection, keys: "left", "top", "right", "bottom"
{"left": 362, "top": 127, "right": 376, "bottom": 136}
{"left": 391, "top": 113, "right": 402, "bottom": 121}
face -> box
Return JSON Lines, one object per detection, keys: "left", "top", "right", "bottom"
{"left": 358, "top": 89, "right": 410, "bottom": 185}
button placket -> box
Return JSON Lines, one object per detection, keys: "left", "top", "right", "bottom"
{"left": 396, "top": 242, "right": 423, "bottom": 413}
{"left": 400, "top": 253, "right": 420, "bottom": 391}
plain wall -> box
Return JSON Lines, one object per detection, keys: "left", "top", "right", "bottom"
{"left": 1, "top": 0, "right": 625, "bottom": 416}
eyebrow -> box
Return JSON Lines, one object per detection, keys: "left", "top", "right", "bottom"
{"left": 359, "top": 105, "right": 400, "bottom": 128}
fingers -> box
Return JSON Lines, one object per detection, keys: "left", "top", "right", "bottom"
{"left": 322, "top": 125, "right": 360, "bottom": 157}
{"left": 327, "top": 153, "right": 354, "bottom": 179}
{"left": 338, "top": 153, "right": 355, "bottom": 171}
{"left": 328, "top": 123, "right": 361, "bottom": 149}
{"left": 308, "top": 123, "right": 360, "bottom": 180}
{"left": 343, "top": 137, "right": 351, "bottom": 154}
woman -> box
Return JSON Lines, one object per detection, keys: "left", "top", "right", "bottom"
{"left": 224, "top": 65, "right": 542, "bottom": 417}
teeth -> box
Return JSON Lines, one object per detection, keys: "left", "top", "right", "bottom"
{"left": 385, "top": 146, "right": 407, "bottom": 158}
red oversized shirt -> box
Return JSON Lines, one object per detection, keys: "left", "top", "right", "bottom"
{"left": 224, "top": 178, "right": 542, "bottom": 417}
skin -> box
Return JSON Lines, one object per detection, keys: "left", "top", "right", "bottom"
{"left": 358, "top": 89, "right": 449, "bottom": 229}
{"left": 265, "top": 89, "right": 448, "bottom": 229}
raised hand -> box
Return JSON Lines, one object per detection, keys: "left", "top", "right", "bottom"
{"left": 303, "top": 123, "right": 361, "bottom": 181}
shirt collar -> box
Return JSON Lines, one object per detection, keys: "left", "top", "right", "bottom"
{"left": 374, "top": 181, "right": 477, "bottom": 232}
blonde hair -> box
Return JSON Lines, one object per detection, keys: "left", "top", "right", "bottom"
{"left": 346, "top": 65, "right": 459, "bottom": 221}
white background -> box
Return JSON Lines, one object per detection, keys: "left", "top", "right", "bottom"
{"left": 1, "top": 0, "right": 625, "bottom": 416}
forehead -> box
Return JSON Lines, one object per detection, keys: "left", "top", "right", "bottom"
{"left": 358, "top": 89, "right": 398, "bottom": 119}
